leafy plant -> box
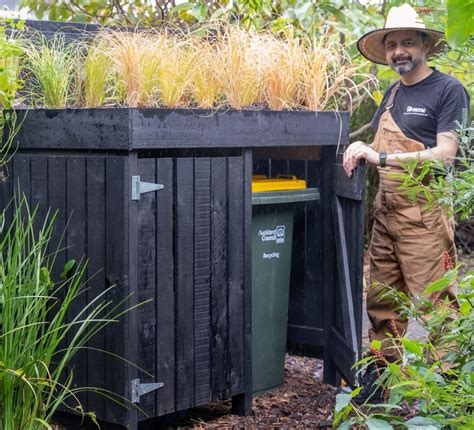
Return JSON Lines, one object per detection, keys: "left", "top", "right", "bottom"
{"left": 0, "top": 18, "right": 24, "bottom": 165}
{"left": 0, "top": 196, "right": 133, "bottom": 429}
{"left": 392, "top": 113, "right": 474, "bottom": 220}
{"left": 335, "top": 267, "right": 474, "bottom": 430}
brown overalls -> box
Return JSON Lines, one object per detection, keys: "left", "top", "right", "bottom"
{"left": 368, "top": 82, "right": 457, "bottom": 362}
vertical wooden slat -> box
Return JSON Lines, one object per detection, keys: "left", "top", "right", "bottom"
{"left": 66, "top": 157, "right": 87, "bottom": 407}
{"left": 231, "top": 148, "right": 253, "bottom": 415}
{"left": 125, "top": 152, "right": 138, "bottom": 429}
{"left": 175, "top": 157, "right": 195, "bottom": 411}
{"left": 304, "top": 160, "right": 324, "bottom": 329}
{"left": 30, "top": 156, "right": 48, "bottom": 232}
{"left": 86, "top": 156, "right": 106, "bottom": 416}
{"left": 269, "top": 159, "right": 288, "bottom": 177}
{"left": 193, "top": 157, "right": 211, "bottom": 405}
{"left": 287, "top": 160, "right": 308, "bottom": 328}
{"left": 155, "top": 158, "right": 175, "bottom": 416}
{"left": 0, "top": 161, "right": 14, "bottom": 234}
{"left": 210, "top": 157, "right": 229, "bottom": 400}
{"left": 13, "top": 154, "right": 30, "bottom": 204}
{"left": 105, "top": 157, "right": 126, "bottom": 424}
{"left": 47, "top": 157, "right": 68, "bottom": 364}
{"left": 137, "top": 157, "right": 157, "bottom": 417}
{"left": 321, "top": 147, "right": 338, "bottom": 385}
{"left": 227, "top": 156, "right": 244, "bottom": 395}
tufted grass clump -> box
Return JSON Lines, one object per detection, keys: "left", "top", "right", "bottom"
{"left": 24, "top": 33, "right": 76, "bottom": 108}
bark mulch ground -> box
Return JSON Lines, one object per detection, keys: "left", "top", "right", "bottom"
{"left": 154, "top": 355, "right": 335, "bottom": 429}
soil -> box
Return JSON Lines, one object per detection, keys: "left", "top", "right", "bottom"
{"left": 154, "top": 356, "right": 335, "bottom": 429}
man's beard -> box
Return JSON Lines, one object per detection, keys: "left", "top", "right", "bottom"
{"left": 390, "top": 56, "right": 418, "bottom": 75}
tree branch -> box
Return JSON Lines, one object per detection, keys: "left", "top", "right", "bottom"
{"left": 349, "top": 122, "right": 372, "bottom": 140}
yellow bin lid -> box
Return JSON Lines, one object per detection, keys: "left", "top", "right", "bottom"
{"left": 252, "top": 175, "right": 307, "bottom": 192}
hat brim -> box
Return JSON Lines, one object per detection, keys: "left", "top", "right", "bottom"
{"left": 357, "top": 28, "right": 446, "bottom": 65}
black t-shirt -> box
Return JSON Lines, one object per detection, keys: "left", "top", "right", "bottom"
{"left": 371, "top": 69, "right": 470, "bottom": 148}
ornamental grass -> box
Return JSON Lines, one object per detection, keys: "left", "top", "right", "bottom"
{"left": 14, "top": 23, "right": 373, "bottom": 111}
{"left": 0, "top": 197, "right": 134, "bottom": 429}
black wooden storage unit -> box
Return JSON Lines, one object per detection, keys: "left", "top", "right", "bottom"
{"left": 0, "top": 108, "right": 365, "bottom": 429}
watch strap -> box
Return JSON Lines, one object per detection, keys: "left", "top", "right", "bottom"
{"left": 379, "top": 152, "right": 387, "bottom": 167}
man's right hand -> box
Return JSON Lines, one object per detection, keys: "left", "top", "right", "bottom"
{"left": 343, "top": 141, "right": 367, "bottom": 177}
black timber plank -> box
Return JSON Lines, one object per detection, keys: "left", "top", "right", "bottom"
{"left": 329, "top": 327, "right": 357, "bottom": 387}
{"left": 210, "top": 158, "right": 229, "bottom": 401}
{"left": 0, "top": 161, "right": 13, "bottom": 231}
{"left": 269, "top": 159, "right": 288, "bottom": 177}
{"left": 193, "top": 158, "right": 212, "bottom": 406}
{"left": 227, "top": 156, "right": 244, "bottom": 395}
{"left": 334, "top": 163, "right": 365, "bottom": 201}
{"left": 231, "top": 149, "right": 253, "bottom": 416}
{"left": 287, "top": 160, "right": 307, "bottom": 328}
{"left": 66, "top": 157, "right": 88, "bottom": 407}
{"left": 131, "top": 110, "right": 349, "bottom": 149}
{"left": 105, "top": 157, "right": 126, "bottom": 424}
{"left": 333, "top": 197, "right": 359, "bottom": 356}
{"left": 13, "top": 109, "right": 348, "bottom": 151}
{"left": 13, "top": 154, "right": 30, "bottom": 204}
{"left": 30, "top": 156, "right": 48, "bottom": 232}
{"left": 85, "top": 157, "right": 107, "bottom": 416}
{"left": 287, "top": 326, "right": 324, "bottom": 346}
{"left": 24, "top": 19, "right": 100, "bottom": 35}
{"left": 14, "top": 109, "right": 130, "bottom": 151}
{"left": 137, "top": 157, "right": 158, "bottom": 417}
{"left": 125, "top": 153, "right": 138, "bottom": 429}
{"left": 321, "top": 147, "right": 338, "bottom": 385}
{"left": 305, "top": 161, "right": 324, "bottom": 329}
{"left": 155, "top": 158, "right": 175, "bottom": 416}
{"left": 47, "top": 157, "right": 68, "bottom": 359}
{"left": 355, "top": 198, "right": 365, "bottom": 342}
{"left": 175, "top": 158, "right": 195, "bottom": 411}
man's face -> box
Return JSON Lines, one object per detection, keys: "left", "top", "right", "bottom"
{"left": 384, "top": 30, "right": 428, "bottom": 75}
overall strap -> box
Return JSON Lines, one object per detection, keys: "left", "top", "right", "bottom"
{"left": 385, "top": 81, "right": 401, "bottom": 111}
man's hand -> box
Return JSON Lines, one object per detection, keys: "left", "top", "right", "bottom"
{"left": 343, "top": 141, "right": 379, "bottom": 177}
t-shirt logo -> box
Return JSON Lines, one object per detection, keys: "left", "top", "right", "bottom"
{"left": 405, "top": 106, "right": 428, "bottom": 116}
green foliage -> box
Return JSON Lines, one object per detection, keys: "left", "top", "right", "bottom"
{"left": 0, "top": 196, "right": 134, "bottom": 429}
{"left": 446, "top": 0, "right": 474, "bottom": 48}
{"left": 24, "top": 33, "right": 76, "bottom": 108}
{"left": 0, "top": 18, "right": 24, "bottom": 166}
{"left": 335, "top": 269, "right": 474, "bottom": 429}
{"left": 0, "top": 19, "right": 23, "bottom": 110}
{"left": 392, "top": 114, "right": 474, "bottom": 220}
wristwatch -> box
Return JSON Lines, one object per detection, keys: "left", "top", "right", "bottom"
{"left": 379, "top": 152, "right": 387, "bottom": 168}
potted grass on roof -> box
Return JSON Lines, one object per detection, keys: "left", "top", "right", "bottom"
{"left": 1, "top": 18, "right": 371, "bottom": 430}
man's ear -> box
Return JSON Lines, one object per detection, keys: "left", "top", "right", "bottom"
{"left": 423, "top": 39, "right": 431, "bottom": 54}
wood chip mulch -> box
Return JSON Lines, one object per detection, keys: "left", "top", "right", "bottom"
{"left": 157, "top": 355, "right": 335, "bottom": 429}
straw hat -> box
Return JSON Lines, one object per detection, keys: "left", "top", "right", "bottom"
{"left": 357, "top": 3, "right": 446, "bottom": 65}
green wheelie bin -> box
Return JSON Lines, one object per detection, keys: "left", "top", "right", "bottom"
{"left": 251, "top": 176, "right": 319, "bottom": 395}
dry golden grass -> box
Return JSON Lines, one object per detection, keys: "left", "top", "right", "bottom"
{"left": 95, "top": 30, "right": 161, "bottom": 107}
{"left": 22, "top": 24, "right": 375, "bottom": 111}
{"left": 259, "top": 34, "right": 306, "bottom": 110}
{"left": 155, "top": 32, "right": 195, "bottom": 108}
{"left": 73, "top": 38, "right": 113, "bottom": 108}
{"left": 216, "top": 25, "right": 264, "bottom": 110}
{"left": 189, "top": 38, "right": 223, "bottom": 108}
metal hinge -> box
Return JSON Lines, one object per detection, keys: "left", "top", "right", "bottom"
{"left": 131, "top": 379, "right": 164, "bottom": 404}
{"left": 131, "top": 175, "right": 164, "bottom": 200}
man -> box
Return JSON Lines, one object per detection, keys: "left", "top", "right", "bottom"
{"left": 343, "top": 3, "right": 470, "bottom": 403}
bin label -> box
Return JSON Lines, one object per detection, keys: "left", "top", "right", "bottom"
{"left": 257, "top": 225, "right": 285, "bottom": 244}
{"left": 263, "top": 252, "right": 280, "bottom": 260}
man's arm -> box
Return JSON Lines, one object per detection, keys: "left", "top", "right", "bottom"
{"left": 343, "top": 132, "right": 458, "bottom": 176}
